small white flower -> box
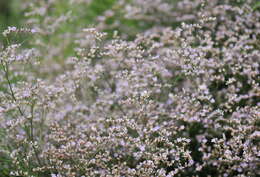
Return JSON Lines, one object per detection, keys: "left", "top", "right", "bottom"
{"left": 0, "top": 107, "right": 4, "bottom": 113}
{"left": 199, "top": 84, "right": 207, "bottom": 90}
{"left": 31, "top": 29, "right": 37, "bottom": 33}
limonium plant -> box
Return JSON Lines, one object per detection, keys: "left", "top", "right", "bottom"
{"left": 0, "top": 0, "right": 259, "bottom": 176}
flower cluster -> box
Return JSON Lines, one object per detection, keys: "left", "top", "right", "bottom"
{"left": 2, "top": 26, "right": 37, "bottom": 37}
{"left": 0, "top": 0, "right": 259, "bottom": 176}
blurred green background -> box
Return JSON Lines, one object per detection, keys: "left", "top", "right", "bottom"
{"left": 0, "top": 0, "right": 22, "bottom": 33}
{"left": 1, "top": 0, "right": 259, "bottom": 36}
{"left": 0, "top": 0, "right": 118, "bottom": 41}
{"left": 0, "top": 0, "right": 259, "bottom": 49}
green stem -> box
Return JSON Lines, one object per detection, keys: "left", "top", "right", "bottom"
{"left": 2, "top": 61, "right": 24, "bottom": 116}
{"left": 1, "top": 60, "right": 43, "bottom": 167}
{"left": 30, "top": 102, "right": 43, "bottom": 166}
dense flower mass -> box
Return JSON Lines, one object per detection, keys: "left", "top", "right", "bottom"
{"left": 0, "top": 0, "right": 259, "bottom": 176}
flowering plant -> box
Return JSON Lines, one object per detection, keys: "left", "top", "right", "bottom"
{"left": 0, "top": 0, "right": 259, "bottom": 176}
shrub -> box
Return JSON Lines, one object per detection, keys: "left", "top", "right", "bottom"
{"left": 0, "top": 0, "right": 259, "bottom": 176}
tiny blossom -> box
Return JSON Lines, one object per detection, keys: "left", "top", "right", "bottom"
{"left": 31, "top": 28, "right": 37, "bottom": 33}
{"left": 0, "top": 106, "right": 5, "bottom": 113}
{"left": 2, "top": 26, "right": 38, "bottom": 37}
{"left": 2, "top": 26, "right": 17, "bottom": 36}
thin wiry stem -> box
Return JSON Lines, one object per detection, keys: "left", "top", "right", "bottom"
{"left": 1, "top": 60, "right": 25, "bottom": 116}
{"left": 30, "top": 102, "right": 43, "bottom": 166}
{"left": 1, "top": 60, "right": 43, "bottom": 166}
